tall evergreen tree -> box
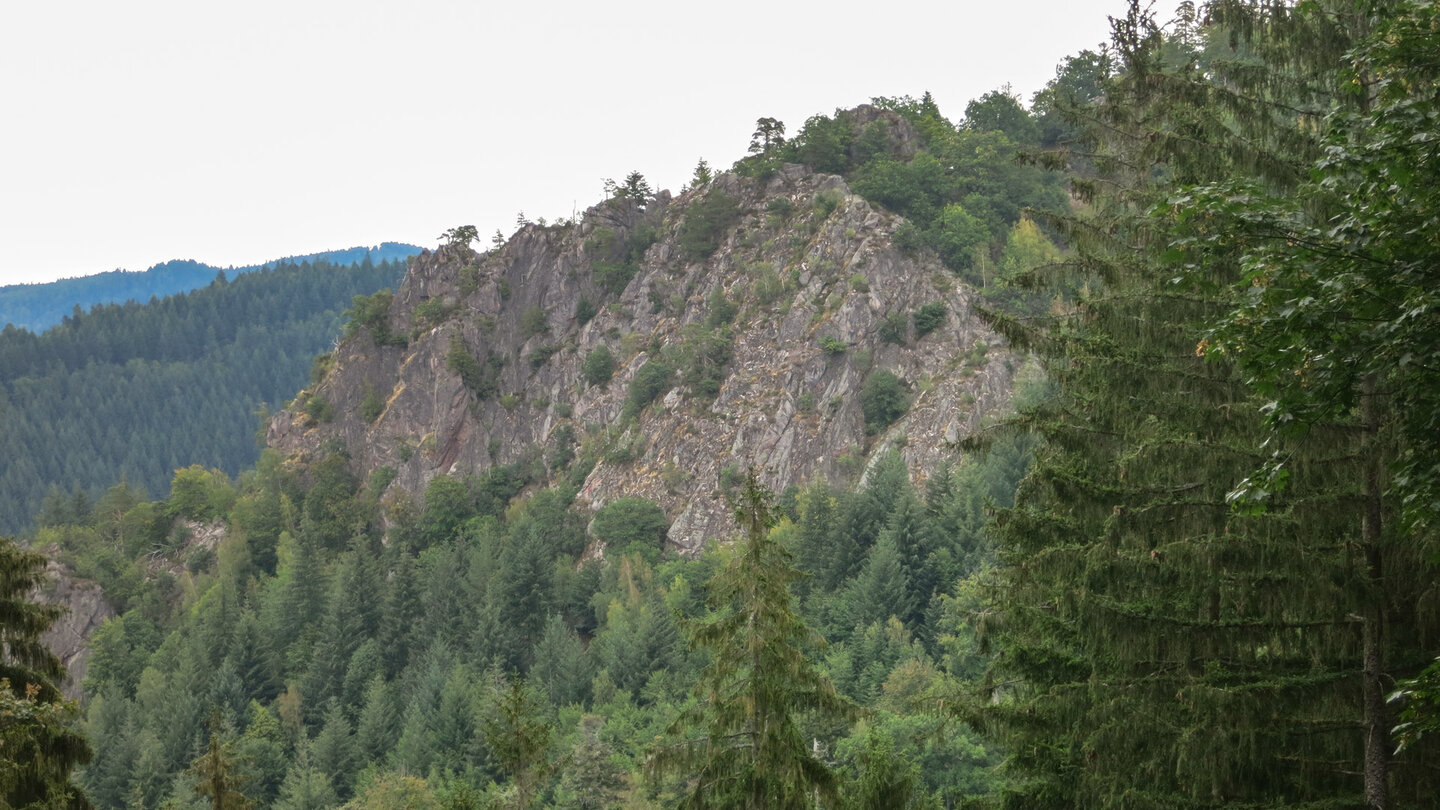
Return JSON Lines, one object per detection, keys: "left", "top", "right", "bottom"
{"left": 649, "top": 470, "right": 853, "bottom": 809}
{"left": 974, "top": 2, "right": 1440, "bottom": 807}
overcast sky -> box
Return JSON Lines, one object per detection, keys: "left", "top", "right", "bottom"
{"left": 1, "top": 0, "right": 1180, "bottom": 287}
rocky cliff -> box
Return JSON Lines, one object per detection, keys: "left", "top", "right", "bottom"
{"left": 37, "top": 561, "right": 114, "bottom": 699}
{"left": 268, "top": 157, "right": 1015, "bottom": 551}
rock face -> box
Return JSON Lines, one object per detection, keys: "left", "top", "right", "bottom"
{"left": 37, "top": 561, "right": 115, "bottom": 699}
{"left": 268, "top": 162, "right": 1015, "bottom": 552}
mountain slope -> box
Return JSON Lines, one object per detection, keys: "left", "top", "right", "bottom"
{"left": 270, "top": 164, "right": 1015, "bottom": 550}
{"left": 0, "top": 258, "right": 407, "bottom": 531}
{"left": 0, "top": 243, "right": 421, "bottom": 333}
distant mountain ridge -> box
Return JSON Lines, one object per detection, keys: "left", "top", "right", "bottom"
{"left": 0, "top": 242, "right": 424, "bottom": 333}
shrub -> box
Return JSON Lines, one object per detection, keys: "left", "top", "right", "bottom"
{"left": 750, "top": 263, "right": 784, "bottom": 306}
{"left": 625, "top": 360, "right": 674, "bottom": 418}
{"left": 527, "top": 344, "right": 560, "bottom": 368}
{"left": 575, "top": 297, "right": 597, "bottom": 326}
{"left": 819, "top": 335, "right": 847, "bottom": 356}
{"left": 447, "top": 335, "right": 503, "bottom": 399}
{"left": 581, "top": 346, "right": 617, "bottom": 386}
{"left": 343, "top": 290, "right": 406, "bottom": 346}
{"left": 813, "top": 190, "right": 843, "bottom": 217}
{"left": 309, "top": 353, "right": 334, "bottom": 385}
{"left": 879, "top": 312, "right": 909, "bottom": 345}
{"left": 678, "top": 326, "right": 733, "bottom": 399}
{"left": 913, "top": 302, "right": 947, "bottom": 336}
{"left": 520, "top": 305, "right": 549, "bottom": 338}
{"left": 677, "top": 192, "right": 741, "bottom": 262}
{"left": 718, "top": 465, "right": 744, "bottom": 501}
{"left": 594, "top": 261, "right": 639, "bottom": 295}
{"left": 360, "top": 386, "right": 386, "bottom": 423}
{"left": 591, "top": 497, "right": 669, "bottom": 557}
{"left": 414, "top": 298, "right": 452, "bottom": 325}
{"left": 304, "top": 395, "right": 334, "bottom": 424}
{"left": 860, "top": 369, "right": 909, "bottom": 435}
{"left": 703, "top": 288, "right": 738, "bottom": 329}
{"left": 548, "top": 424, "right": 576, "bottom": 470}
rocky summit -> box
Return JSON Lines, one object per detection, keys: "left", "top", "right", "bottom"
{"left": 269, "top": 158, "right": 1013, "bottom": 553}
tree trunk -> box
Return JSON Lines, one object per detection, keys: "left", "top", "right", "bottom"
{"left": 1361, "top": 373, "right": 1388, "bottom": 809}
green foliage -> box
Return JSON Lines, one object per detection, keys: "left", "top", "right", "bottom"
{"left": 480, "top": 676, "right": 553, "bottom": 809}
{"left": 814, "top": 189, "right": 843, "bottom": 218}
{"left": 674, "top": 325, "right": 733, "bottom": 400}
{"left": 446, "top": 334, "right": 503, "bottom": 400}
{"left": 580, "top": 345, "right": 617, "bottom": 387}
{"left": 0, "top": 538, "right": 92, "bottom": 809}
{"left": 359, "top": 386, "right": 386, "bottom": 424}
{"left": 749, "top": 263, "right": 784, "bottom": 306}
{"left": 676, "top": 192, "right": 741, "bottom": 262}
{"left": 303, "top": 394, "right": 334, "bottom": 425}
{"left": 911, "top": 302, "right": 946, "bottom": 336}
{"left": 975, "top": 3, "right": 1440, "bottom": 806}
{"left": 519, "top": 305, "right": 548, "bottom": 338}
{"left": 792, "top": 114, "right": 855, "bottom": 174}
{"left": 860, "top": 370, "right": 908, "bottom": 435}
{"left": 650, "top": 471, "right": 854, "bottom": 809}
{"left": 603, "top": 171, "right": 654, "bottom": 207}
{"left": 438, "top": 225, "right": 479, "bottom": 248}
{"left": 165, "top": 465, "right": 236, "bottom": 522}
{"left": 0, "top": 258, "right": 404, "bottom": 533}
{"left": 593, "top": 262, "right": 638, "bottom": 296}
{"left": 591, "top": 497, "right": 668, "bottom": 559}
{"left": 623, "top": 360, "right": 673, "bottom": 418}
{"left": 878, "top": 312, "right": 908, "bottom": 345}
{"left": 963, "top": 87, "right": 1039, "bottom": 143}
{"left": 526, "top": 344, "right": 559, "bottom": 369}
{"left": 344, "top": 290, "right": 406, "bottom": 347}
{"left": 819, "top": 335, "right": 847, "bottom": 356}
{"left": 574, "top": 297, "right": 597, "bottom": 326}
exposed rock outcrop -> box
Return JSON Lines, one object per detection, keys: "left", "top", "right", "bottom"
{"left": 37, "top": 561, "right": 114, "bottom": 699}
{"left": 269, "top": 162, "right": 1015, "bottom": 552}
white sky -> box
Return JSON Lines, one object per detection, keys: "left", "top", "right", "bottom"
{"left": 0, "top": 0, "right": 1180, "bottom": 286}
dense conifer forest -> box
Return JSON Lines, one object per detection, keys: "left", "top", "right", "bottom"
{"left": 3, "top": 1, "right": 1439, "bottom": 808}
{"left": 0, "top": 245, "right": 421, "bottom": 334}
{"left": 0, "top": 258, "right": 407, "bottom": 532}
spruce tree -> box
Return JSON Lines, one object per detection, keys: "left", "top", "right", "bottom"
{"left": 974, "top": 2, "right": 1440, "bottom": 806}
{"left": 649, "top": 470, "right": 853, "bottom": 809}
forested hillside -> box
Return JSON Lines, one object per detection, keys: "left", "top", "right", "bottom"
{"left": 7, "top": 1, "right": 1440, "bottom": 809}
{"left": 38, "top": 80, "right": 1071, "bottom": 810}
{"left": 0, "top": 244, "right": 420, "bottom": 334}
{"left": 0, "top": 258, "right": 407, "bottom": 532}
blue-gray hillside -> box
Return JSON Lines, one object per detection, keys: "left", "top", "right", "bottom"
{"left": 0, "top": 243, "right": 421, "bottom": 333}
{"left": 0, "top": 257, "right": 408, "bottom": 532}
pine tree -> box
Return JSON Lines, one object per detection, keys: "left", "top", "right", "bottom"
{"left": 649, "top": 470, "right": 853, "bottom": 809}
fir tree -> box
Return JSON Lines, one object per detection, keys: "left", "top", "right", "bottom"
{"left": 973, "top": 2, "right": 1440, "bottom": 806}
{"left": 649, "top": 470, "right": 853, "bottom": 809}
